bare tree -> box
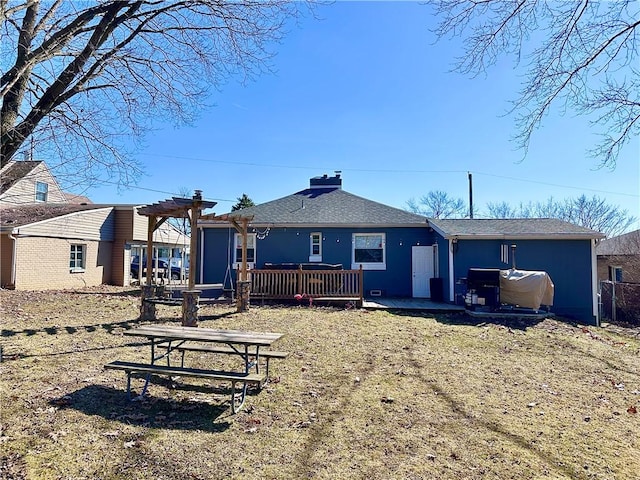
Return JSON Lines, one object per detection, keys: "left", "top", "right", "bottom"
{"left": 485, "top": 194, "right": 636, "bottom": 237}
{"left": 432, "top": 0, "right": 640, "bottom": 169}
{"left": 485, "top": 200, "right": 529, "bottom": 219}
{"left": 407, "top": 190, "right": 467, "bottom": 218}
{"left": 1, "top": 1, "right": 307, "bottom": 188}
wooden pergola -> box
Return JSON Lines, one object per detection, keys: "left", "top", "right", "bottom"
{"left": 137, "top": 191, "right": 217, "bottom": 325}
{"left": 200, "top": 212, "right": 255, "bottom": 311}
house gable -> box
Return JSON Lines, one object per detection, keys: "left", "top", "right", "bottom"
{"left": 0, "top": 160, "right": 67, "bottom": 207}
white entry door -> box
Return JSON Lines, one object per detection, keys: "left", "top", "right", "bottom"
{"left": 412, "top": 246, "right": 435, "bottom": 298}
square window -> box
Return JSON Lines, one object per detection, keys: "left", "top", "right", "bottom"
{"left": 352, "top": 233, "right": 386, "bottom": 270}
{"left": 36, "top": 181, "right": 48, "bottom": 202}
{"left": 70, "top": 244, "right": 86, "bottom": 272}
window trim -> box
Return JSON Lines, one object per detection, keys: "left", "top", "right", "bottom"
{"left": 500, "top": 244, "right": 510, "bottom": 264}
{"left": 351, "top": 233, "right": 386, "bottom": 270}
{"left": 234, "top": 233, "right": 256, "bottom": 269}
{"left": 609, "top": 265, "right": 623, "bottom": 283}
{"left": 70, "top": 244, "right": 86, "bottom": 273}
{"left": 35, "top": 181, "right": 49, "bottom": 202}
{"left": 309, "top": 232, "right": 322, "bottom": 262}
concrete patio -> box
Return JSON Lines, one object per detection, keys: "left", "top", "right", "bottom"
{"left": 362, "top": 297, "right": 465, "bottom": 313}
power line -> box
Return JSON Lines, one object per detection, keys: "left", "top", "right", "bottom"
{"left": 472, "top": 172, "right": 638, "bottom": 199}
{"left": 138, "top": 152, "right": 639, "bottom": 199}
{"left": 87, "top": 180, "right": 235, "bottom": 204}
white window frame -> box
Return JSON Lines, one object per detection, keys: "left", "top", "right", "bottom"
{"left": 70, "top": 244, "right": 86, "bottom": 272}
{"left": 309, "top": 232, "right": 322, "bottom": 262}
{"left": 351, "top": 233, "right": 386, "bottom": 270}
{"left": 234, "top": 233, "right": 256, "bottom": 269}
{"left": 500, "top": 244, "right": 510, "bottom": 264}
{"left": 35, "top": 181, "right": 48, "bottom": 202}
{"left": 609, "top": 265, "right": 623, "bottom": 283}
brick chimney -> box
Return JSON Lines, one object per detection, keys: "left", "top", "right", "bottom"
{"left": 310, "top": 172, "right": 342, "bottom": 189}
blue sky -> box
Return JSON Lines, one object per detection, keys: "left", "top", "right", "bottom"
{"left": 87, "top": 1, "right": 639, "bottom": 229}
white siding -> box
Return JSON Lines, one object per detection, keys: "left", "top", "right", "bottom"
{"left": 15, "top": 208, "right": 115, "bottom": 241}
{"left": 0, "top": 162, "right": 67, "bottom": 207}
{"left": 131, "top": 208, "right": 189, "bottom": 246}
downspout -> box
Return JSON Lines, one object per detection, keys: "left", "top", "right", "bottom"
{"left": 591, "top": 239, "right": 600, "bottom": 327}
{"left": 199, "top": 226, "right": 204, "bottom": 285}
{"left": 448, "top": 238, "right": 456, "bottom": 302}
{"left": 8, "top": 230, "right": 18, "bottom": 288}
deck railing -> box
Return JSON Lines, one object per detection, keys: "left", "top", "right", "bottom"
{"left": 246, "top": 266, "right": 363, "bottom": 305}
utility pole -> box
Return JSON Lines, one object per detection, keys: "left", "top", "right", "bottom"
{"left": 468, "top": 172, "right": 474, "bottom": 219}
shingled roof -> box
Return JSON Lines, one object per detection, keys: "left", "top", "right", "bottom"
{"left": 428, "top": 218, "right": 604, "bottom": 239}
{"left": 0, "top": 160, "right": 41, "bottom": 194}
{"left": 0, "top": 203, "right": 107, "bottom": 230}
{"left": 207, "top": 187, "right": 427, "bottom": 226}
{"left": 596, "top": 229, "right": 640, "bottom": 255}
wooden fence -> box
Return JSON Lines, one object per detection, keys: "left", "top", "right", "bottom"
{"left": 247, "top": 266, "right": 363, "bottom": 305}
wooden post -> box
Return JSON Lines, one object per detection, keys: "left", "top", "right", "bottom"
{"left": 146, "top": 215, "right": 156, "bottom": 286}
{"left": 240, "top": 217, "right": 249, "bottom": 282}
{"left": 358, "top": 264, "right": 364, "bottom": 307}
{"left": 188, "top": 193, "right": 201, "bottom": 291}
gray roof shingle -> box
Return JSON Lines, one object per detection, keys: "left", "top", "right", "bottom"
{"left": 213, "top": 187, "right": 428, "bottom": 226}
{"left": 1, "top": 203, "right": 106, "bottom": 230}
{"left": 0, "top": 160, "right": 41, "bottom": 194}
{"left": 428, "top": 218, "right": 604, "bottom": 239}
{"left": 596, "top": 229, "right": 640, "bottom": 255}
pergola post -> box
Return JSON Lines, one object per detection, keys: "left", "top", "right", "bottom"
{"left": 230, "top": 217, "right": 251, "bottom": 312}
{"left": 199, "top": 212, "right": 255, "bottom": 314}
{"left": 182, "top": 191, "right": 203, "bottom": 327}
{"left": 136, "top": 191, "right": 217, "bottom": 326}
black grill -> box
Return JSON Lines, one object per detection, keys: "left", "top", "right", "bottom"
{"left": 465, "top": 268, "right": 501, "bottom": 309}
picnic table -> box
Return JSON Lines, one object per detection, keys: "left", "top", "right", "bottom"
{"left": 105, "top": 325, "right": 286, "bottom": 413}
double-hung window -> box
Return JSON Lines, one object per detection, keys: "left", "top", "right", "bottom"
{"left": 70, "top": 244, "right": 86, "bottom": 272}
{"left": 309, "top": 232, "right": 322, "bottom": 262}
{"left": 35, "top": 181, "right": 48, "bottom": 202}
{"left": 234, "top": 233, "right": 256, "bottom": 268}
{"left": 352, "top": 233, "right": 386, "bottom": 270}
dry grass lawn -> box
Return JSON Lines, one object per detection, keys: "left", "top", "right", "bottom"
{"left": 1, "top": 286, "right": 639, "bottom": 480}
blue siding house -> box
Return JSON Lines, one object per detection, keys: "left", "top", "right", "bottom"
{"left": 199, "top": 174, "right": 435, "bottom": 298}
{"left": 197, "top": 174, "right": 604, "bottom": 325}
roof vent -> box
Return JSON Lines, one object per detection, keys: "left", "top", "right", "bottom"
{"left": 310, "top": 173, "right": 342, "bottom": 189}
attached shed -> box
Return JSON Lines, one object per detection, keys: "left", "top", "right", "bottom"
{"left": 428, "top": 218, "right": 605, "bottom": 325}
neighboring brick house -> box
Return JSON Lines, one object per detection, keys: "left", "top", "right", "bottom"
{"left": 596, "top": 229, "right": 640, "bottom": 284}
{"left": 0, "top": 160, "right": 188, "bottom": 290}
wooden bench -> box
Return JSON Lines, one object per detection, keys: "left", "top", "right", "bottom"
{"left": 104, "top": 360, "right": 264, "bottom": 413}
{"left": 160, "top": 342, "right": 289, "bottom": 379}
